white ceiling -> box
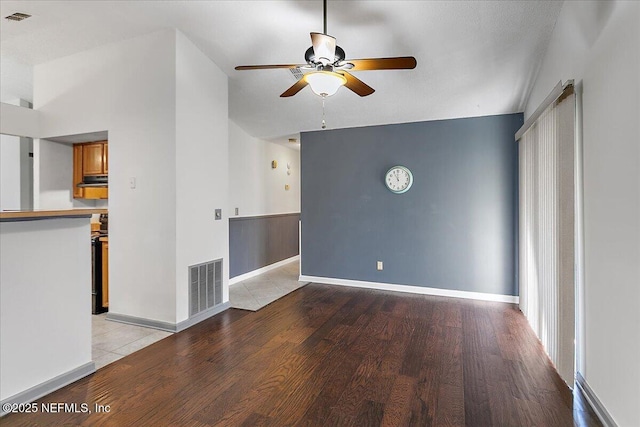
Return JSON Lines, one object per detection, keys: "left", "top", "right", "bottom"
{"left": 0, "top": 1, "right": 563, "bottom": 141}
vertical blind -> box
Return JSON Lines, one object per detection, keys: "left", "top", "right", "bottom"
{"left": 518, "top": 84, "right": 576, "bottom": 386}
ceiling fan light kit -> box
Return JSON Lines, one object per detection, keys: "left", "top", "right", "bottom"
{"left": 304, "top": 71, "right": 347, "bottom": 97}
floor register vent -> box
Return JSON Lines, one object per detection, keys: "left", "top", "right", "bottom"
{"left": 189, "top": 259, "right": 223, "bottom": 317}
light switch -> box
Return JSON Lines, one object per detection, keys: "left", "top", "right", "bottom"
{"left": 235, "top": 208, "right": 239, "bottom": 216}
{"left": 129, "top": 177, "right": 136, "bottom": 189}
{"left": 215, "top": 209, "right": 222, "bottom": 220}
{"left": 377, "top": 261, "right": 383, "bottom": 271}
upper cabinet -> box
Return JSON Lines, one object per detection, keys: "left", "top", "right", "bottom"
{"left": 82, "top": 142, "right": 108, "bottom": 175}
{"left": 73, "top": 145, "right": 85, "bottom": 199}
{"left": 104, "top": 144, "right": 108, "bottom": 174}
{"left": 73, "top": 141, "right": 108, "bottom": 199}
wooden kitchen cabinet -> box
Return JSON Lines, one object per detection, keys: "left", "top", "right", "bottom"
{"left": 103, "top": 143, "right": 108, "bottom": 174}
{"left": 101, "top": 238, "right": 109, "bottom": 308}
{"left": 84, "top": 187, "right": 108, "bottom": 199}
{"left": 72, "top": 145, "right": 84, "bottom": 198}
{"left": 82, "top": 142, "right": 107, "bottom": 175}
{"left": 73, "top": 141, "right": 108, "bottom": 199}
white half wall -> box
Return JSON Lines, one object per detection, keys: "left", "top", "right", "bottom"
{"left": 0, "top": 103, "right": 39, "bottom": 138}
{"left": 175, "top": 31, "right": 229, "bottom": 323}
{"left": 34, "top": 30, "right": 179, "bottom": 323}
{"left": 525, "top": 2, "right": 640, "bottom": 426}
{"left": 0, "top": 218, "right": 92, "bottom": 401}
{"left": 229, "top": 120, "right": 300, "bottom": 217}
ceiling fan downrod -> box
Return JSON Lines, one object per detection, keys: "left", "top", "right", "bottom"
{"left": 323, "top": 0, "right": 327, "bottom": 35}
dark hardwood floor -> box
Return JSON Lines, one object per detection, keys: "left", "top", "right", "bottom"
{"left": 3, "top": 284, "right": 601, "bottom": 426}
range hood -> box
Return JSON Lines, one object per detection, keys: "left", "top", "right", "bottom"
{"left": 77, "top": 175, "right": 108, "bottom": 188}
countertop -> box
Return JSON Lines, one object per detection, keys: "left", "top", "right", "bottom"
{"left": 0, "top": 208, "right": 108, "bottom": 222}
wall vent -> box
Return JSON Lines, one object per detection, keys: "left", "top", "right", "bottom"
{"left": 189, "top": 259, "right": 223, "bottom": 317}
{"left": 5, "top": 12, "right": 31, "bottom": 21}
{"left": 289, "top": 67, "right": 304, "bottom": 81}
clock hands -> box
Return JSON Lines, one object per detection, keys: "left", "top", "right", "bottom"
{"left": 385, "top": 166, "right": 413, "bottom": 194}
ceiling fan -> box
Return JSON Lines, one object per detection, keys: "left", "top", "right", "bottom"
{"left": 234, "top": 0, "right": 417, "bottom": 98}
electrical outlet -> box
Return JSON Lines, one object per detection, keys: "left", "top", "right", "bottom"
{"left": 377, "top": 261, "right": 383, "bottom": 271}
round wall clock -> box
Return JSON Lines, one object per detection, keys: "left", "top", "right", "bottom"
{"left": 385, "top": 165, "right": 413, "bottom": 194}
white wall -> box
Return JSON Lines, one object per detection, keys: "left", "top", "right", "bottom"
{"left": 1, "top": 99, "right": 34, "bottom": 211}
{"left": 0, "top": 103, "right": 39, "bottom": 138}
{"left": 525, "top": 2, "right": 640, "bottom": 426}
{"left": 0, "top": 218, "right": 92, "bottom": 401}
{"left": 34, "top": 139, "right": 95, "bottom": 209}
{"left": 0, "top": 133, "right": 33, "bottom": 212}
{"left": 0, "top": 134, "right": 21, "bottom": 210}
{"left": 175, "top": 31, "right": 229, "bottom": 323}
{"left": 34, "top": 30, "right": 179, "bottom": 323}
{"left": 229, "top": 120, "right": 300, "bottom": 217}
{"left": 0, "top": 56, "right": 33, "bottom": 104}
{"left": 33, "top": 29, "right": 229, "bottom": 326}
{"left": 19, "top": 137, "right": 33, "bottom": 210}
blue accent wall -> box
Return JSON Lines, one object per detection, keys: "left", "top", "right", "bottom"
{"left": 300, "top": 113, "right": 523, "bottom": 296}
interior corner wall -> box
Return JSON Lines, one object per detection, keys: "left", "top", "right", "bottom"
{"left": 228, "top": 120, "right": 301, "bottom": 217}
{"left": 34, "top": 139, "right": 96, "bottom": 210}
{"left": 175, "top": 31, "right": 229, "bottom": 323}
{"left": 524, "top": 2, "right": 640, "bottom": 425}
{"left": 301, "top": 113, "right": 522, "bottom": 296}
{"left": 34, "top": 29, "right": 179, "bottom": 324}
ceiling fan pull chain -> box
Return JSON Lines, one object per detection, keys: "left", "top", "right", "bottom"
{"left": 321, "top": 96, "right": 327, "bottom": 129}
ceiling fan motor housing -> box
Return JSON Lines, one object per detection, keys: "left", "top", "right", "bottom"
{"left": 305, "top": 45, "right": 346, "bottom": 67}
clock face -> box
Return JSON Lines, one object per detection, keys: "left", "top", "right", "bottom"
{"left": 385, "top": 166, "right": 413, "bottom": 194}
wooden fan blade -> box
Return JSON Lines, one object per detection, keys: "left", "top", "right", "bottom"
{"left": 342, "top": 72, "right": 375, "bottom": 97}
{"left": 280, "top": 79, "right": 309, "bottom": 97}
{"left": 235, "top": 64, "right": 305, "bottom": 70}
{"left": 347, "top": 57, "right": 417, "bottom": 71}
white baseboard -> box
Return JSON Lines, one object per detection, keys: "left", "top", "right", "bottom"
{"left": 107, "top": 302, "right": 230, "bottom": 333}
{"left": 230, "top": 255, "right": 299, "bottom": 285}
{"left": 576, "top": 372, "right": 618, "bottom": 427}
{"left": 0, "top": 362, "right": 95, "bottom": 417}
{"left": 175, "top": 303, "right": 231, "bottom": 332}
{"left": 299, "top": 275, "right": 519, "bottom": 304}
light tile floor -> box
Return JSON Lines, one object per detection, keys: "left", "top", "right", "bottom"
{"left": 229, "top": 260, "right": 307, "bottom": 311}
{"left": 92, "top": 314, "right": 172, "bottom": 369}
{"left": 92, "top": 260, "right": 304, "bottom": 369}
